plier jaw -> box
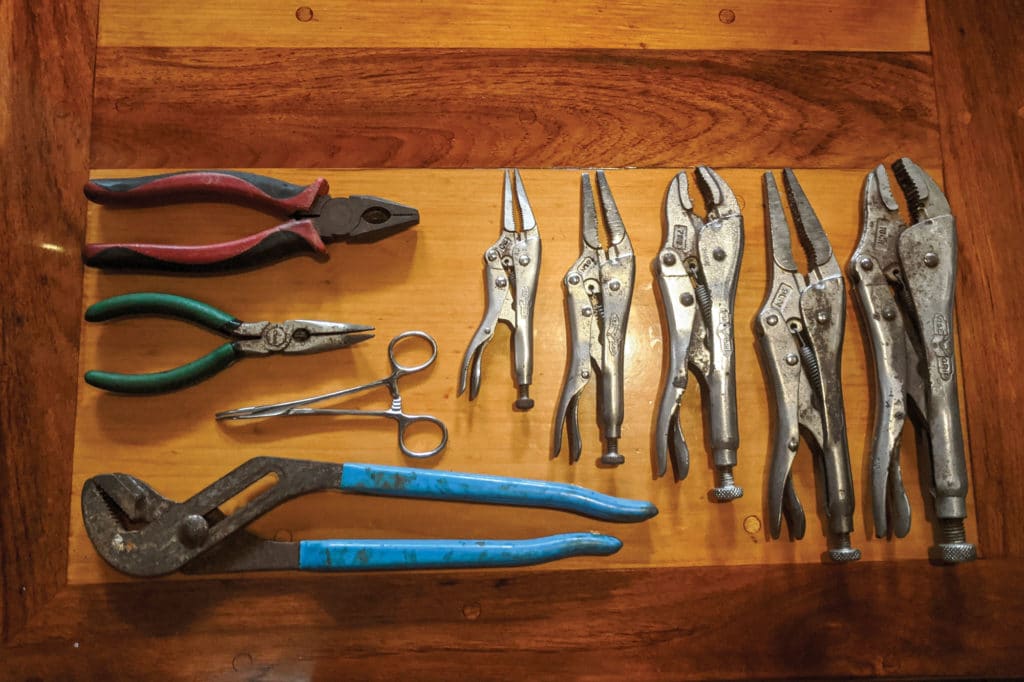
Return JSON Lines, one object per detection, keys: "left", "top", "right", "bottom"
{"left": 653, "top": 168, "right": 743, "bottom": 500}
{"left": 757, "top": 170, "right": 859, "bottom": 562}
{"left": 314, "top": 194, "right": 421, "bottom": 242}
{"left": 458, "top": 170, "right": 541, "bottom": 409}
{"left": 849, "top": 159, "right": 974, "bottom": 563}
{"left": 554, "top": 171, "right": 635, "bottom": 467}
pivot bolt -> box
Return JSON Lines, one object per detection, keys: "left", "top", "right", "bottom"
{"left": 179, "top": 514, "right": 210, "bottom": 547}
{"left": 924, "top": 252, "right": 940, "bottom": 267}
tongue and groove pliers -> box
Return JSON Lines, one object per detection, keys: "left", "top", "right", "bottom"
{"left": 81, "top": 457, "right": 658, "bottom": 576}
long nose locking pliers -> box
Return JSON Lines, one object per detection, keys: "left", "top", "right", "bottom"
{"left": 458, "top": 169, "right": 541, "bottom": 410}
{"left": 554, "top": 171, "right": 635, "bottom": 467}
{"left": 654, "top": 168, "right": 744, "bottom": 499}
{"left": 849, "top": 158, "right": 974, "bottom": 564}
{"left": 756, "top": 170, "right": 859, "bottom": 562}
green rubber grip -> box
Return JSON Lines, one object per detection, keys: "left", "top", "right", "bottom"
{"left": 85, "top": 293, "right": 239, "bottom": 332}
{"left": 85, "top": 343, "right": 240, "bottom": 394}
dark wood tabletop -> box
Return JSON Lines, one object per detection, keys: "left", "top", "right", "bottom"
{"left": 3, "top": 1, "right": 1023, "bottom": 678}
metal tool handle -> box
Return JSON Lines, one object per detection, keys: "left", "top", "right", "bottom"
{"left": 848, "top": 260, "right": 912, "bottom": 538}
{"left": 83, "top": 219, "right": 328, "bottom": 273}
{"left": 800, "top": 278, "right": 856, "bottom": 541}
{"left": 898, "top": 216, "right": 968, "bottom": 522}
{"left": 653, "top": 262, "right": 696, "bottom": 478}
{"left": 297, "top": 533, "right": 622, "bottom": 570}
{"left": 457, "top": 257, "right": 509, "bottom": 400}
{"left": 84, "top": 170, "right": 328, "bottom": 215}
{"left": 339, "top": 464, "right": 658, "bottom": 522}
{"left": 757, "top": 328, "right": 806, "bottom": 540}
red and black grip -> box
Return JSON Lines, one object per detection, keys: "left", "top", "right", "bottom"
{"left": 83, "top": 220, "right": 328, "bottom": 273}
{"left": 84, "top": 170, "right": 330, "bottom": 217}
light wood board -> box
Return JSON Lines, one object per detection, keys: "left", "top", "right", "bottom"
{"left": 97, "top": 0, "right": 929, "bottom": 51}
{"left": 69, "top": 167, "right": 975, "bottom": 583}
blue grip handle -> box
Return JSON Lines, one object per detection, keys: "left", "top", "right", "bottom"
{"left": 297, "top": 533, "right": 622, "bottom": 570}
{"left": 339, "top": 464, "right": 658, "bottom": 523}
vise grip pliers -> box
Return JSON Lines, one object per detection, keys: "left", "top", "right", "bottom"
{"left": 756, "top": 170, "right": 859, "bottom": 562}
{"left": 653, "top": 168, "right": 744, "bottom": 499}
{"left": 458, "top": 170, "right": 541, "bottom": 410}
{"left": 82, "top": 457, "right": 658, "bottom": 576}
{"left": 554, "top": 171, "right": 635, "bottom": 467}
{"left": 849, "top": 158, "right": 974, "bottom": 564}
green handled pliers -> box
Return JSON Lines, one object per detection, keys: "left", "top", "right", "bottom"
{"left": 84, "top": 293, "right": 373, "bottom": 394}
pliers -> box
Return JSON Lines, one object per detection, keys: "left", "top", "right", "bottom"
{"left": 458, "top": 170, "right": 541, "bottom": 410}
{"left": 554, "top": 171, "right": 635, "bottom": 467}
{"left": 653, "top": 168, "right": 744, "bottom": 499}
{"left": 849, "top": 158, "right": 974, "bottom": 564}
{"left": 84, "top": 293, "right": 372, "bottom": 394}
{"left": 81, "top": 457, "right": 659, "bottom": 576}
{"left": 83, "top": 170, "right": 420, "bottom": 273}
{"left": 755, "top": 170, "right": 859, "bottom": 562}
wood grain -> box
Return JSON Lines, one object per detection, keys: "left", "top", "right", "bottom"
{"left": 8, "top": 561, "right": 1023, "bottom": 679}
{"left": 68, "top": 167, "right": 975, "bottom": 585}
{"left": 928, "top": 0, "right": 1024, "bottom": 558}
{"left": 97, "top": 0, "right": 929, "bottom": 51}
{"left": 4, "top": 0, "right": 1024, "bottom": 678}
{"left": 0, "top": 0, "right": 98, "bottom": 638}
{"left": 90, "top": 49, "right": 940, "bottom": 170}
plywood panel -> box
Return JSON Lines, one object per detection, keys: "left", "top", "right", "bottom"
{"left": 69, "top": 167, "right": 975, "bottom": 584}
{"left": 97, "top": 0, "right": 929, "bottom": 51}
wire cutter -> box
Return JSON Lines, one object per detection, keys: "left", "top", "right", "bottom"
{"left": 849, "top": 159, "right": 974, "bottom": 564}
{"left": 83, "top": 170, "right": 420, "bottom": 273}
{"left": 84, "top": 293, "right": 372, "bottom": 394}
{"left": 653, "top": 168, "right": 744, "bottom": 499}
{"left": 755, "top": 170, "right": 859, "bottom": 563}
{"left": 81, "top": 457, "right": 659, "bottom": 576}
{"left": 458, "top": 170, "right": 541, "bottom": 410}
{"left": 554, "top": 171, "right": 635, "bottom": 467}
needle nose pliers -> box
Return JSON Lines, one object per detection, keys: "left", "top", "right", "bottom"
{"left": 81, "top": 457, "right": 659, "bottom": 576}
{"left": 756, "top": 170, "right": 859, "bottom": 563}
{"left": 84, "top": 293, "right": 373, "bottom": 394}
{"left": 553, "top": 171, "right": 636, "bottom": 467}
{"left": 458, "top": 169, "right": 541, "bottom": 410}
{"left": 83, "top": 170, "right": 420, "bottom": 273}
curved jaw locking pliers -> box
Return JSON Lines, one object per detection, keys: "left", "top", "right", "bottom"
{"left": 554, "top": 171, "right": 635, "bottom": 467}
{"left": 654, "top": 168, "right": 744, "bottom": 499}
{"left": 458, "top": 169, "right": 541, "bottom": 410}
{"left": 756, "top": 170, "right": 859, "bottom": 563}
{"left": 849, "top": 158, "right": 974, "bottom": 564}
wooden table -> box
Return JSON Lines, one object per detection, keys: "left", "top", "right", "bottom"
{"left": 3, "top": 1, "right": 1023, "bottom": 678}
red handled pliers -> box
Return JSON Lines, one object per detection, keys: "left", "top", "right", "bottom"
{"left": 83, "top": 170, "right": 420, "bottom": 273}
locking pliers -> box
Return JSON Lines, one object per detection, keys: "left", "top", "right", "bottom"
{"left": 458, "top": 170, "right": 541, "bottom": 410}
{"left": 756, "top": 170, "right": 859, "bottom": 562}
{"left": 654, "top": 168, "right": 744, "bottom": 499}
{"left": 849, "top": 158, "right": 974, "bottom": 563}
{"left": 554, "top": 171, "right": 635, "bottom": 466}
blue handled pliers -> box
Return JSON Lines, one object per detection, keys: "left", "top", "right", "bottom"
{"left": 81, "top": 457, "right": 658, "bottom": 576}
